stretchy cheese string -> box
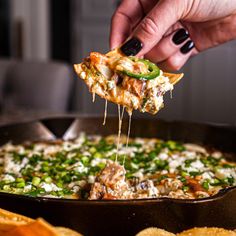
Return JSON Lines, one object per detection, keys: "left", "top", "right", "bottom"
{"left": 115, "top": 104, "right": 121, "bottom": 162}
{"left": 103, "top": 99, "right": 108, "bottom": 126}
{"left": 123, "top": 110, "right": 132, "bottom": 166}
{"left": 115, "top": 105, "right": 125, "bottom": 162}
{"left": 92, "top": 92, "right": 96, "bottom": 102}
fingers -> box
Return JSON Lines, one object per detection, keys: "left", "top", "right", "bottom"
{"left": 109, "top": 0, "right": 144, "bottom": 49}
{"left": 183, "top": 13, "right": 236, "bottom": 52}
{"left": 157, "top": 42, "right": 197, "bottom": 72}
{"left": 120, "top": 0, "right": 184, "bottom": 56}
{"left": 145, "top": 28, "right": 190, "bottom": 63}
{"left": 117, "top": 0, "right": 236, "bottom": 59}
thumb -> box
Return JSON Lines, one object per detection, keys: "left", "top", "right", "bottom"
{"left": 121, "top": 0, "right": 185, "bottom": 56}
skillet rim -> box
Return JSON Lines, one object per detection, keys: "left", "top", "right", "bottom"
{"left": 0, "top": 185, "right": 235, "bottom": 205}
{"left": 0, "top": 115, "right": 236, "bottom": 204}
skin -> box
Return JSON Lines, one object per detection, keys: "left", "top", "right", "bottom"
{"left": 110, "top": 0, "right": 236, "bottom": 71}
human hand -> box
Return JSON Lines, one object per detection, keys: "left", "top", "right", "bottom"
{"left": 110, "top": 0, "right": 236, "bottom": 71}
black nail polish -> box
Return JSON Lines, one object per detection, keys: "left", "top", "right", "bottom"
{"left": 172, "top": 28, "right": 189, "bottom": 45}
{"left": 120, "top": 38, "right": 143, "bottom": 56}
{"left": 180, "top": 40, "right": 195, "bottom": 54}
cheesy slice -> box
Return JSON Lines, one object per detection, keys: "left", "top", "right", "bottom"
{"left": 74, "top": 49, "right": 183, "bottom": 114}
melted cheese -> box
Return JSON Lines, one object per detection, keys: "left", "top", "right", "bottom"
{"left": 170, "top": 89, "right": 173, "bottom": 99}
{"left": 74, "top": 51, "right": 183, "bottom": 115}
{"left": 92, "top": 92, "right": 96, "bottom": 102}
{"left": 115, "top": 105, "right": 125, "bottom": 162}
{"left": 103, "top": 99, "right": 108, "bottom": 126}
{"left": 123, "top": 111, "right": 132, "bottom": 165}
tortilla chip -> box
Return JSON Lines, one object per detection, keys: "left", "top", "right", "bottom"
{"left": 5, "top": 218, "right": 59, "bottom": 236}
{"left": 163, "top": 72, "right": 184, "bottom": 85}
{"left": 0, "top": 208, "right": 33, "bottom": 233}
{"left": 0, "top": 208, "right": 83, "bottom": 236}
{"left": 74, "top": 49, "right": 183, "bottom": 114}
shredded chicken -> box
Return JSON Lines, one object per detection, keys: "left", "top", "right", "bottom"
{"left": 89, "top": 161, "right": 133, "bottom": 200}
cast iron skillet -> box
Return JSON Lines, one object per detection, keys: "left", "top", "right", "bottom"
{"left": 0, "top": 116, "right": 236, "bottom": 236}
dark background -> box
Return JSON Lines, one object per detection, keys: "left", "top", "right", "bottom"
{"left": 0, "top": 0, "right": 10, "bottom": 57}
{"left": 0, "top": 0, "right": 235, "bottom": 125}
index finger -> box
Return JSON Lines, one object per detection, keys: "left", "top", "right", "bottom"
{"left": 133, "top": 0, "right": 182, "bottom": 56}
{"left": 109, "top": 0, "right": 144, "bottom": 49}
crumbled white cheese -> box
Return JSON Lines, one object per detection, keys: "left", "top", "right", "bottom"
{"left": 191, "top": 160, "right": 204, "bottom": 169}
{"left": 88, "top": 175, "right": 96, "bottom": 184}
{"left": 74, "top": 162, "right": 88, "bottom": 173}
{"left": 201, "top": 172, "right": 214, "bottom": 181}
{"left": 24, "top": 185, "right": 32, "bottom": 191}
{"left": 169, "top": 160, "right": 181, "bottom": 173}
{"left": 134, "top": 138, "right": 145, "bottom": 145}
{"left": 2, "top": 174, "right": 15, "bottom": 182}
{"left": 4, "top": 156, "right": 22, "bottom": 175}
{"left": 91, "top": 158, "right": 107, "bottom": 167}
{"left": 183, "top": 151, "right": 197, "bottom": 159}
{"left": 44, "top": 145, "right": 61, "bottom": 155}
{"left": 158, "top": 153, "right": 168, "bottom": 160}
{"left": 33, "top": 143, "right": 48, "bottom": 152}
{"left": 40, "top": 183, "right": 61, "bottom": 192}
{"left": 215, "top": 168, "right": 235, "bottom": 179}
{"left": 168, "top": 156, "right": 185, "bottom": 173}
{"left": 71, "top": 185, "right": 80, "bottom": 193}
{"left": 118, "top": 146, "right": 138, "bottom": 157}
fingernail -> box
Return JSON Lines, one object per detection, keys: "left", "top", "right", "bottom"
{"left": 120, "top": 37, "right": 143, "bottom": 56}
{"left": 172, "top": 28, "right": 189, "bottom": 45}
{"left": 180, "top": 40, "right": 195, "bottom": 54}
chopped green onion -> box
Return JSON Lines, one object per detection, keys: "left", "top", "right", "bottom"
{"left": 32, "top": 177, "right": 41, "bottom": 186}
{"left": 202, "top": 181, "right": 210, "bottom": 190}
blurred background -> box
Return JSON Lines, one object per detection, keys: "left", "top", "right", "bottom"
{"left": 0, "top": 0, "right": 236, "bottom": 125}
